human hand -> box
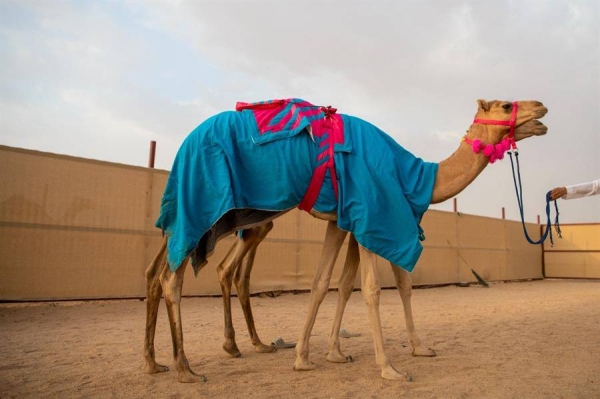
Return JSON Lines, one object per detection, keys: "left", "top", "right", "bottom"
{"left": 550, "top": 187, "right": 567, "bottom": 200}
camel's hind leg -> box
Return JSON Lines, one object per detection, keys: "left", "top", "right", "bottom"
{"left": 359, "top": 246, "right": 411, "bottom": 381}
{"left": 161, "top": 258, "right": 206, "bottom": 383}
{"left": 234, "top": 222, "right": 275, "bottom": 353}
{"left": 294, "top": 221, "right": 347, "bottom": 371}
{"left": 217, "top": 223, "right": 274, "bottom": 357}
{"left": 327, "top": 234, "right": 360, "bottom": 363}
{"left": 143, "top": 239, "right": 169, "bottom": 374}
{"left": 390, "top": 265, "right": 436, "bottom": 357}
{"left": 144, "top": 240, "right": 203, "bottom": 382}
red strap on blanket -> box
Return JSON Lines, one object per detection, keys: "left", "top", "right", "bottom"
{"left": 298, "top": 107, "right": 344, "bottom": 212}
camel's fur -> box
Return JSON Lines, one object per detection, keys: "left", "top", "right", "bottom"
{"left": 143, "top": 99, "right": 548, "bottom": 382}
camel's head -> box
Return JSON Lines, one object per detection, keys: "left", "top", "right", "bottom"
{"left": 474, "top": 100, "right": 548, "bottom": 142}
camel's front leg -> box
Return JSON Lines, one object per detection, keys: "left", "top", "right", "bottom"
{"left": 162, "top": 260, "right": 206, "bottom": 383}
{"left": 359, "top": 246, "right": 411, "bottom": 381}
{"left": 327, "top": 234, "right": 359, "bottom": 363}
{"left": 143, "top": 239, "right": 169, "bottom": 374}
{"left": 391, "top": 265, "right": 436, "bottom": 357}
{"left": 234, "top": 222, "right": 275, "bottom": 354}
{"left": 294, "top": 221, "right": 347, "bottom": 371}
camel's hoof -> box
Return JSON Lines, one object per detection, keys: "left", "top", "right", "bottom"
{"left": 255, "top": 343, "right": 277, "bottom": 353}
{"left": 223, "top": 342, "right": 242, "bottom": 358}
{"left": 178, "top": 373, "right": 207, "bottom": 383}
{"left": 381, "top": 366, "right": 411, "bottom": 382}
{"left": 326, "top": 351, "right": 353, "bottom": 364}
{"left": 144, "top": 363, "right": 169, "bottom": 374}
{"left": 412, "top": 347, "right": 436, "bottom": 357}
{"left": 293, "top": 359, "right": 318, "bottom": 371}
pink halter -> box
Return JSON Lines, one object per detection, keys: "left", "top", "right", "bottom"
{"left": 463, "top": 101, "right": 518, "bottom": 163}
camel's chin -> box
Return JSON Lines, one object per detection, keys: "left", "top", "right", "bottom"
{"left": 529, "top": 121, "right": 547, "bottom": 136}
{"left": 514, "top": 120, "right": 547, "bottom": 140}
{"left": 531, "top": 120, "right": 548, "bottom": 136}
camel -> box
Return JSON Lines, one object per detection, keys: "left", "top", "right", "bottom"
{"left": 143, "top": 98, "right": 548, "bottom": 382}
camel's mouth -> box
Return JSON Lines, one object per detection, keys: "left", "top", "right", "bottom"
{"left": 515, "top": 102, "right": 548, "bottom": 133}
{"left": 532, "top": 104, "right": 548, "bottom": 120}
{"left": 514, "top": 119, "right": 547, "bottom": 141}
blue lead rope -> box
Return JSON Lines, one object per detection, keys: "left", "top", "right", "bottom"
{"left": 508, "top": 151, "right": 562, "bottom": 246}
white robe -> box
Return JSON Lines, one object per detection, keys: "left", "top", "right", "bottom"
{"left": 564, "top": 179, "right": 600, "bottom": 199}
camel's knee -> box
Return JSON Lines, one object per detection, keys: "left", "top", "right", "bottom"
{"left": 398, "top": 277, "right": 412, "bottom": 295}
{"left": 311, "top": 276, "right": 332, "bottom": 299}
{"left": 162, "top": 261, "right": 187, "bottom": 303}
{"left": 398, "top": 280, "right": 412, "bottom": 301}
{"left": 398, "top": 287, "right": 412, "bottom": 302}
{"left": 360, "top": 284, "right": 381, "bottom": 306}
{"left": 163, "top": 281, "right": 182, "bottom": 305}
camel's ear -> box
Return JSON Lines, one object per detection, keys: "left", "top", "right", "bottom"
{"left": 477, "top": 99, "right": 489, "bottom": 112}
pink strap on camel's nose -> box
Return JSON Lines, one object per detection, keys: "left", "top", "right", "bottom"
{"left": 473, "top": 101, "right": 517, "bottom": 125}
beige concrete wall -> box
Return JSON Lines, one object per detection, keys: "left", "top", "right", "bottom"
{"left": 543, "top": 224, "right": 600, "bottom": 279}
{"left": 0, "top": 146, "right": 167, "bottom": 300}
{"left": 1, "top": 145, "right": 545, "bottom": 301}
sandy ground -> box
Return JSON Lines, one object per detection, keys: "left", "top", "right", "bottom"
{"left": 1, "top": 279, "right": 599, "bottom": 399}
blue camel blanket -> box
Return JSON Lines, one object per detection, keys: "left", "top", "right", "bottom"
{"left": 156, "top": 99, "right": 438, "bottom": 274}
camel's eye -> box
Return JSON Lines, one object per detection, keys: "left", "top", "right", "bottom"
{"left": 502, "top": 103, "right": 512, "bottom": 111}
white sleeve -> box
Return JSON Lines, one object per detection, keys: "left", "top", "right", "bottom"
{"left": 564, "top": 179, "right": 600, "bottom": 199}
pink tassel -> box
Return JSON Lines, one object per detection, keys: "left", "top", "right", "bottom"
{"left": 465, "top": 137, "right": 515, "bottom": 164}
{"left": 471, "top": 139, "right": 482, "bottom": 153}
{"left": 482, "top": 145, "right": 494, "bottom": 157}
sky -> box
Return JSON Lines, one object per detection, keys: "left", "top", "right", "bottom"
{"left": 1, "top": 1, "right": 598, "bottom": 225}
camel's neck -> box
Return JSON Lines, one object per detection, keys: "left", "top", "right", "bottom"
{"left": 430, "top": 125, "right": 492, "bottom": 204}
